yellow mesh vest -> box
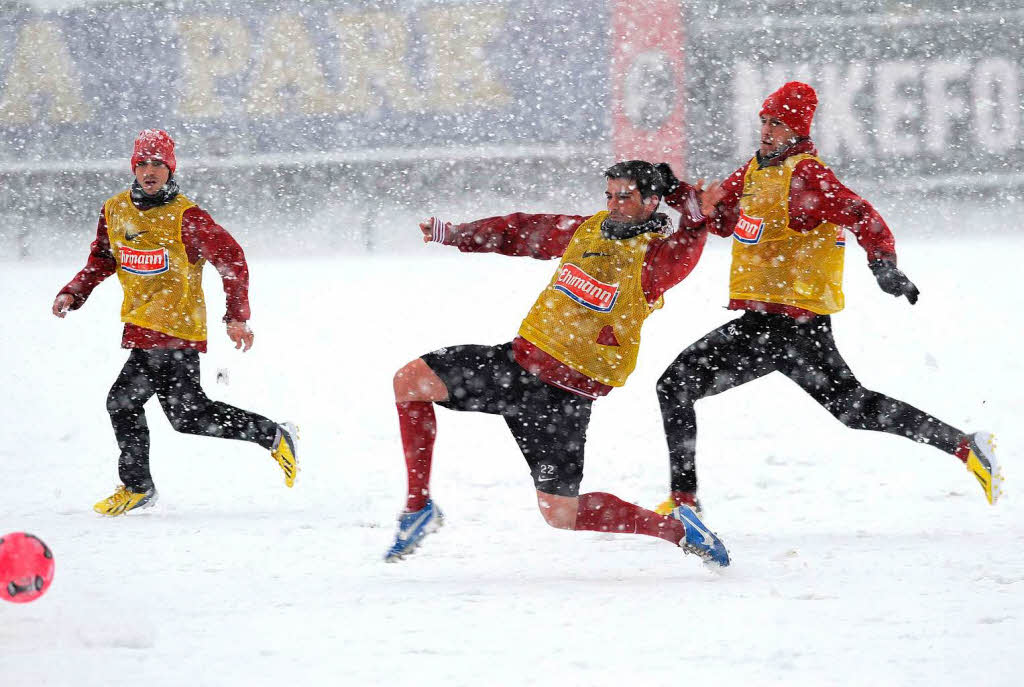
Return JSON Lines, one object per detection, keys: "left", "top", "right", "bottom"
{"left": 104, "top": 190, "right": 207, "bottom": 341}
{"left": 729, "top": 154, "right": 846, "bottom": 315}
{"left": 518, "top": 211, "right": 665, "bottom": 387}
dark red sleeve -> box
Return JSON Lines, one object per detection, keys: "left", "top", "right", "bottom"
{"left": 662, "top": 181, "right": 710, "bottom": 229}
{"left": 789, "top": 160, "right": 896, "bottom": 263}
{"left": 444, "top": 212, "right": 589, "bottom": 259}
{"left": 705, "top": 165, "right": 748, "bottom": 238}
{"left": 58, "top": 209, "right": 117, "bottom": 309}
{"left": 641, "top": 224, "right": 708, "bottom": 303}
{"left": 182, "top": 207, "right": 251, "bottom": 322}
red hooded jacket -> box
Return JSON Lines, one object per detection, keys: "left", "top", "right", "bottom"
{"left": 59, "top": 201, "right": 250, "bottom": 353}
{"left": 706, "top": 139, "right": 897, "bottom": 320}
{"left": 436, "top": 188, "right": 707, "bottom": 398}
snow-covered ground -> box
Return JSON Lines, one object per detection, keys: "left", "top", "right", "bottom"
{"left": 1, "top": 222, "right": 1021, "bottom": 686}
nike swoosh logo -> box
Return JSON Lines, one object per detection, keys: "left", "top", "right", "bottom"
{"left": 125, "top": 231, "right": 147, "bottom": 241}
{"left": 581, "top": 251, "right": 610, "bottom": 258}
{"left": 537, "top": 476, "right": 558, "bottom": 482}
{"left": 680, "top": 511, "right": 714, "bottom": 546}
{"left": 397, "top": 509, "right": 432, "bottom": 541}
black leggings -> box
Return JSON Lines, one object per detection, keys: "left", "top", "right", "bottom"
{"left": 107, "top": 349, "right": 278, "bottom": 491}
{"left": 656, "top": 311, "right": 964, "bottom": 493}
{"left": 422, "top": 342, "right": 593, "bottom": 497}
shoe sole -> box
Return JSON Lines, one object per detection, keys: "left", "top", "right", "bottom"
{"left": 680, "top": 542, "right": 729, "bottom": 570}
{"left": 672, "top": 505, "right": 729, "bottom": 568}
{"left": 384, "top": 514, "right": 444, "bottom": 562}
{"left": 95, "top": 490, "right": 159, "bottom": 517}
{"left": 274, "top": 422, "right": 300, "bottom": 487}
{"left": 969, "top": 432, "right": 1003, "bottom": 505}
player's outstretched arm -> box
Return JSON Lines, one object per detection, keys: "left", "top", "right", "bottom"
{"left": 420, "top": 213, "right": 584, "bottom": 259}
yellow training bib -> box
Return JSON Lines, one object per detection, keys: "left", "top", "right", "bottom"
{"left": 730, "top": 154, "right": 846, "bottom": 315}
{"left": 518, "top": 211, "right": 664, "bottom": 387}
{"left": 104, "top": 190, "right": 207, "bottom": 341}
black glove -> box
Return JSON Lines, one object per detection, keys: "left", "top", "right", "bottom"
{"left": 869, "top": 259, "right": 919, "bottom": 304}
{"left": 654, "top": 162, "right": 681, "bottom": 196}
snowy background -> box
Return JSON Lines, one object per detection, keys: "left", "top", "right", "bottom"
{"left": 2, "top": 0, "right": 1023, "bottom": 685}
{"left": 2, "top": 213, "right": 1021, "bottom": 685}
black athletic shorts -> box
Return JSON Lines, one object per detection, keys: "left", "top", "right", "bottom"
{"left": 421, "top": 342, "right": 593, "bottom": 497}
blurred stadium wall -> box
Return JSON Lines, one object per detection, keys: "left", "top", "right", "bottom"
{"left": 0, "top": 0, "right": 1021, "bottom": 256}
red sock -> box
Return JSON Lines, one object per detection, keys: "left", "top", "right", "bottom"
{"left": 670, "top": 490, "right": 698, "bottom": 508}
{"left": 574, "top": 492, "right": 685, "bottom": 545}
{"left": 396, "top": 402, "right": 436, "bottom": 512}
{"left": 954, "top": 435, "right": 970, "bottom": 463}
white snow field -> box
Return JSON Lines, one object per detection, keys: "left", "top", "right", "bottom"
{"left": 1, "top": 217, "right": 1021, "bottom": 686}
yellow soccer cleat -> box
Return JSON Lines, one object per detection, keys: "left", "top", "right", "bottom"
{"left": 965, "top": 432, "right": 1003, "bottom": 505}
{"left": 655, "top": 497, "right": 677, "bottom": 516}
{"left": 655, "top": 492, "right": 702, "bottom": 516}
{"left": 93, "top": 485, "right": 158, "bottom": 516}
{"left": 271, "top": 422, "right": 299, "bottom": 488}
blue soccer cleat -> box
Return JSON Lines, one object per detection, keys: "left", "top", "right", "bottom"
{"left": 384, "top": 500, "right": 444, "bottom": 562}
{"left": 671, "top": 504, "right": 730, "bottom": 568}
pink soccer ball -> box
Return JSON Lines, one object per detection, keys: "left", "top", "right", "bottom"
{"left": 0, "top": 532, "right": 55, "bottom": 603}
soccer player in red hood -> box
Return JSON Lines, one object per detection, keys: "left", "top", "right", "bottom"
{"left": 52, "top": 129, "right": 298, "bottom": 515}
{"left": 654, "top": 82, "right": 1002, "bottom": 518}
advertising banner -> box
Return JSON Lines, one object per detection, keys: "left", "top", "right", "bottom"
{"left": 0, "top": 0, "right": 610, "bottom": 170}
{"left": 679, "top": 1, "right": 1024, "bottom": 191}
{"left": 610, "top": 0, "right": 687, "bottom": 173}
{"left": 0, "top": 0, "right": 1021, "bottom": 193}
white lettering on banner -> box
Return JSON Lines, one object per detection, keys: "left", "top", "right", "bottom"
{"left": 974, "top": 58, "right": 1020, "bottom": 154}
{"left": 0, "top": 21, "right": 90, "bottom": 124}
{"left": 422, "top": 6, "right": 510, "bottom": 109}
{"left": 178, "top": 17, "right": 251, "bottom": 119}
{"left": 733, "top": 62, "right": 763, "bottom": 158}
{"left": 924, "top": 61, "right": 971, "bottom": 155}
{"left": 332, "top": 12, "right": 424, "bottom": 113}
{"left": 735, "top": 58, "right": 1023, "bottom": 161}
{"left": 875, "top": 61, "right": 921, "bottom": 156}
{"left": 247, "top": 14, "right": 336, "bottom": 116}
{"left": 819, "top": 62, "right": 869, "bottom": 159}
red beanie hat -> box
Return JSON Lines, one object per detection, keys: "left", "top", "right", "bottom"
{"left": 130, "top": 129, "right": 176, "bottom": 175}
{"left": 759, "top": 82, "right": 817, "bottom": 138}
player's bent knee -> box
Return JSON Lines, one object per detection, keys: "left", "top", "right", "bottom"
{"left": 540, "top": 509, "right": 575, "bottom": 530}
{"left": 536, "top": 492, "right": 578, "bottom": 530}
{"left": 393, "top": 358, "right": 448, "bottom": 402}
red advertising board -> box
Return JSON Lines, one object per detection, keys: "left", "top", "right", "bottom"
{"left": 610, "top": 0, "right": 687, "bottom": 172}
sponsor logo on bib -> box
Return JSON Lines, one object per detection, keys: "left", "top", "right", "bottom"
{"left": 118, "top": 246, "right": 169, "bottom": 275}
{"left": 733, "top": 210, "right": 765, "bottom": 244}
{"left": 836, "top": 226, "right": 846, "bottom": 247}
{"left": 553, "top": 263, "right": 619, "bottom": 312}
